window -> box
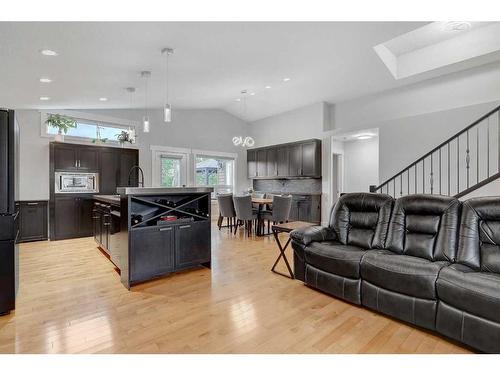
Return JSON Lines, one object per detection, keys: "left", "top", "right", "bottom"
{"left": 45, "top": 115, "right": 134, "bottom": 144}
{"left": 195, "top": 155, "right": 235, "bottom": 195}
{"left": 160, "top": 156, "right": 182, "bottom": 187}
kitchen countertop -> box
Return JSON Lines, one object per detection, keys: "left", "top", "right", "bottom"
{"left": 116, "top": 187, "right": 214, "bottom": 196}
{"left": 93, "top": 195, "right": 121, "bottom": 205}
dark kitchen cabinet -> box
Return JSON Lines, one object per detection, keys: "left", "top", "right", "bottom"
{"left": 289, "top": 144, "right": 302, "bottom": 177}
{"left": 53, "top": 195, "right": 93, "bottom": 240}
{"left": 130, "top": 226, "right": 174, "bottom": 282}
{"left": 289, "top": 194, "right": 321, "bottom": 224}
{"left": 174, "top": 222, "right": 211, "bottom": 269}
{"left": 119, "top": 150, "right": 139, "bottom": 187}
{"left": 277, "top": 147, "right": 289, "bottom": 177}
{"left": 100, "top": 149, "right": 119, "bottom": 194}
{"left": 266, "top": 148, "right": 277, "bottom": 177}
{"left": 247, "top": 149, "right": 257, "bottom": 178}
{"left": 247, "top": 139, "right": 321, "bottom": 179}
{"left": 17, "top": 201, "right": 48, "bottom": 243}
{"left": 256, "top": 149, "right": 267, "bottom": 178}
{"left": 53, "top": 144, "right": 98, "bottom": 171}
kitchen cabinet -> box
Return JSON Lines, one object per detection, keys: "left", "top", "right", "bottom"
{"left": 100, "top": 149, "right": 119, "bottom": 194}
{"left": 247, "top": 150, "right": 257, "bottom": 178}
{"left": 17, "top": 201, "right": 48, "bottom": 243}
{"left": 174, "top": 221, "right": 211, "bottom": 269}
{"left": 53, "top": 144, "right": 98, "bottom": 171}
{"left": 53, "top": 195, "right": 93, "bottom": 240}
{"left": 266, "top": 148, "right": 277, "bottom": 177}
{"left": 256, "top": 149, "right": 267, "bottom": 178}
{"left": 130, "top": 226, "right": 175, "bottom": 283}
{"left": 247, "top": 139, "right": 321, "bottom": 179}
{"left": 288, "top": 194, "right": 321, "bottom": 224}
{"left": 277, "top": 147, "right": 289, "bottom": 177}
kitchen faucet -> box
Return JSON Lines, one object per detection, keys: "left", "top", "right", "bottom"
{"left": 128, "top": 165, "right": 145, "bottom": 187}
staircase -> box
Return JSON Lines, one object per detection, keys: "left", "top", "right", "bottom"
{"left": 375, "top": 105, "right": 500, "bottom": 198}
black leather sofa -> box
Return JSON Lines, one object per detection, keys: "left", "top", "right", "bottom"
{"left": 290, "top": 193, "right": 500, "bottom": 353}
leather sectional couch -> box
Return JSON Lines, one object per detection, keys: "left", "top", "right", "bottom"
{"left": 290, "top": 193, "right": 500, "bottom": 353}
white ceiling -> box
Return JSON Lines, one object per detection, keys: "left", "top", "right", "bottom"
{"left": 2, "top": 21, "right": 497, "bottom": 122}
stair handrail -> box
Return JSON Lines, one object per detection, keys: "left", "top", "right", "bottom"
{"left": 375, "top": 104, "right": 500, "bottom": 192}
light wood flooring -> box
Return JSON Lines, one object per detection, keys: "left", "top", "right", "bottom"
{"left": 0, "top": 224, "right": 471, "bottom": 354}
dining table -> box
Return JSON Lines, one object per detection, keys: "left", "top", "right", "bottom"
{"left": 251, "top": 197, "right": 273, "bottom": 236}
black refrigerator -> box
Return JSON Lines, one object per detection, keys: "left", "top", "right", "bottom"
{"left": 0, "top": 109, "right": 19, "bottom": 315}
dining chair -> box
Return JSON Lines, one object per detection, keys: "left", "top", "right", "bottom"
{"left": 233, "top": 195, "right": 258, "bottom": 235}
{"left": 217, "top": 194, "right": 236, "bottom": 231}
{"left": 260, "top": 195, "right": 292, "bottom": 235}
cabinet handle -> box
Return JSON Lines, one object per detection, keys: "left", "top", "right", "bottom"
{"left": 159, "top": 227, "right": 172, "bottom": 231}
{"left": 27, "top": 202, "right": 39, "bottom": 206}
{"left": 78, "top": 160, "right": 81, "bottom": 168}
{"left": 92, "top": 216, "right": 100, "bottom": 219}
{"left": 75, "top": 160, "right": 78, "bottom": 168}
{"left": 179, "top": 225, "right": 191, "bottom": 229}
{"left": 103, "top": 223, "right": 111, "bottom": 226}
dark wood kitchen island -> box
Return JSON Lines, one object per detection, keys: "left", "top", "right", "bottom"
{"left": 115, "top": 187, "right": 213, "bottom": 289}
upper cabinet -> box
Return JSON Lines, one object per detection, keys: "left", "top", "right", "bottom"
{"left": 247, "top": 139, "right": 321, "bottom": 179}
{"left": 53, "top": 144, "right": 99, "bottom": 171}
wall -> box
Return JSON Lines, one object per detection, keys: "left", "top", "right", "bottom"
{"left": 343, "top": 137, "right": 379, "bottom": 193}
{"left": 378, "top": 101, "right": 500, "bottom": 183}
{"left": 16, "top": 108, "right": 251, "bottom": 200}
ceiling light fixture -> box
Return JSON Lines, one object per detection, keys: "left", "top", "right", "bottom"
{"left": 444, "top": 21, "right": 472, "bottom": 32}
{"left": 40, "top": 49, "right": 58, "bottom": 56}
{"left": 99, "top": 97, "right": 108, "bottom": 101}
{"left": 265, "top": 85, "right": 271, "bottom": 89}
{"left": 39, "top": 96, "right": 50, "bottom": 101}
{"left": 161, "top": 47, "right": 174, "bottom": 123}
{"left": 250, "top": 92, "right": 256, "bottom": 96}
{"left": 356, "top": 133, "right": 375, "bottom": 140}
{"left": 283, "top": 78, "right": 291, "bottom": 82}
{"left": 141, "top": 71, "right": 151, "bottom": 133}
{"left": 39, "top": 77, "right": 52, "bottom": 83}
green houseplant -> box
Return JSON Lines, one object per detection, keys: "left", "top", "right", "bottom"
{"left": 116, "top": 130, "right": 135, "bottom": 147}
{"left": 45, "top": 114, "right": 77, "bottom": 142}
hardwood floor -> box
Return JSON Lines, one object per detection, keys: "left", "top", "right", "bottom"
{"left": 0, "top": 224, "right": 471, "bottom": 354}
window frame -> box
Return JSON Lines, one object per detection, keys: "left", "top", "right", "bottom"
{"left": 151, "top": 146, "right": 190, "bottom": 188}
{"left": 40, "top": 110, "right": 139, "bottom": 146}
{"left": 192, "top": 149, "right": 237, "bottom": 197}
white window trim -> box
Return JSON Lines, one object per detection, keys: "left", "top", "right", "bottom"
{"left": 39, "top": 110, "right": 140, "bottom": 146}
{"left": 151, "top": 145, "right": 190, "bottom": 187}
{"left": 192, "top": 149, "right": 237, "bottom": 196}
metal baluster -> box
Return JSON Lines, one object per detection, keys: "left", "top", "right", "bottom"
{"left": 414, "top": 165, "right": 417, "bottom": 194}
{"left": 393, "top": 179, "right": 396, "bottom": 197}
{"left": 430, "top": 153, "right": 434, "bottom": 194}
{"left": 457, "top": 137, "right": 460, "bottom": 194}
{"left": 477, "top": 125, "right": 479, "bottom": 184}
{"left": 448, "top": 143, "right": 451, "bottom": 196}
{"left": 407, "top": 169, "right": 410, "bottom": 196}
{"left": 487, "top": 116, "right": 490, "bottom": 178}
{"left": 422, "top": 159, "right": 425, "bottom": 193}
{"left": 466, "top": 130, "right": 470, "bottom": 189}
{"left": 400, "top": 173, "right": 403, "bottom": 196}
{"left": 439, "top": 148, "right": 442, "bottom": 195}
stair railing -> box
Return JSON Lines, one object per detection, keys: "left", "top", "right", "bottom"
{"left": 375, "top": 105, "right": 500, "bottom": 198}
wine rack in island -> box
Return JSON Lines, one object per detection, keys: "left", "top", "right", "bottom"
{"left": 116, "top": 187, "right": 213, "bottom": 288}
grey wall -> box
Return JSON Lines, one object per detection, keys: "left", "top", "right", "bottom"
{"left": 16, "top": 108, "right": 251, "bottom": 200}
{"left": 343, "top": 137, "right": 379, "bottom": 193}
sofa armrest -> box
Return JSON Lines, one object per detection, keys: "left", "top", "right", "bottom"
{"left": 290, "top": 226, "right": 337, "bottom": 246}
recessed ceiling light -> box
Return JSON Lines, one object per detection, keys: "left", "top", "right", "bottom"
{"left": 39, "top": 77, "right": 52, "bottom": 83}
{"left": 235, "top": 98, "right": 241, "bottom": 102}
{"left": 283, "top": 78, "right": 291, "bottom": 82}
{"left": 444, "top": 21, "right": 471, "bottom": 32}
{"left": 356, "top": 133, "right": 375, "bottom": 140}
{"left": 99, "top": 97, "right": 108, "bottom": 101}
{"left": 265, "top": 85, "right": 271, "bottom": 89}
{"left": 40, "top": 49, "right": 58, "bottom": 56}
{"left": 39, "top": 96, "right": 50, "bottom": 101}
{"left": 250, "top": 92, "right": 256, "bottom": 96}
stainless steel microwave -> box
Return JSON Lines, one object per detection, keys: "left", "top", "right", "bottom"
{"left": 55, "top": 172, "right": 99, "bottom": 194}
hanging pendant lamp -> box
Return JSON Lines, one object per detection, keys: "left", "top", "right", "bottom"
{"left": 141, "top": 71, "right": 151, "bottom": 133}
{"left": 161, "top": 47, "right": 174, "bottom": 123}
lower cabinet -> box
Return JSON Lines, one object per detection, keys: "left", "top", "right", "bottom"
{"left": 129, "top": 221, "right": 210, "bottom": 284}
{"left": 289, "top": 195, "right": 321, "bottom": 224}
{"left": 53, "top": 195, "right": 94, "bottom": 240}
{"left": 17, "top": 201, "right": 48, "bottom": 243}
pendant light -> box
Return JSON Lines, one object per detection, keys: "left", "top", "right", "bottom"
{"left": 141, "top": 71, "right": 151, "bottom": 133}
{"left": 125, "top": 87, "right": 137, "bottom": 142}
{"left": 161, "top": 47, "right": 174, "bottom": 123}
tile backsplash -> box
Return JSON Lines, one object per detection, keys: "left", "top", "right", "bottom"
{"left": 253, "top": 178, "right": 322, "bottom": 194}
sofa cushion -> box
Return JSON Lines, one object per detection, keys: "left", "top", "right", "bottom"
{"left": 436, "top": 263, "right": 500, "bottom": 325}
{"left": 385, "top": 194, "right": 461, "bottom": 262}
{"left": 360, "top": 250, "right": 449, "bottom": 299}
{"left": 304, "top": 241, "right": 368, "bottom": 279}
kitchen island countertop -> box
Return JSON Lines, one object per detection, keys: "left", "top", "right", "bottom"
{"left": 116, "top": 187, "right": 214, "bottom": 196}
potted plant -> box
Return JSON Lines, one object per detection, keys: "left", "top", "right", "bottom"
{"left": 45, "top": 114, "right": 77, "bottom": 142}
{"left": 116, "top": 129, "right": 135, "bottom": 147}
